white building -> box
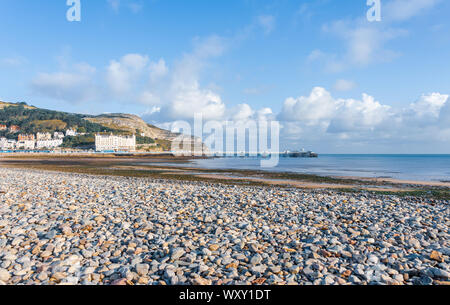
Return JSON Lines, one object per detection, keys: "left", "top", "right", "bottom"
{"left": 36, "top": 132, "right": 52, "bottom": 141}
{"left": 95, "top": 134, "right": 136, "bottom": 152}
{"left": 66, "top": 129, "right": 77, "bottom": 137}
{"left": 0, "top": 138, "right": 16, "bottom": 150}
{"left": 54, "top": 132, "right": 65, "bottom": 139}
{"left": 36, "top": 139, "right": 63, "bottom": 149}
{"left": 16, "top": 140, "right": 35, "bottom": 150}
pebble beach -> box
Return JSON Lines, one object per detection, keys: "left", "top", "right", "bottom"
{"left": 0, "top": 167, "right": 448, "bottom": 285}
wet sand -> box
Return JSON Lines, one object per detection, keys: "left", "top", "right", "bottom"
{"left": 0, "top": 155, "right": 448, "bottom": 198}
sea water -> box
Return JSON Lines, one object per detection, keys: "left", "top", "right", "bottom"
{"left": 159, "top": 154, "right": 450, "bottom": 182}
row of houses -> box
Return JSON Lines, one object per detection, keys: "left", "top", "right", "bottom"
{"left": 18, "top": 132, "right": 66, "bottom": 141}
{"left": 0, "top": 124, "right": 20, "bottom": 133}
{"left": 0, "top": 129, "right": 138, "bottom": 152}
{"left": 0, "top": 129, "right": 78, "bottom": 150}
{"left": 0, "top": 136, "right": 64, "bottom": 150}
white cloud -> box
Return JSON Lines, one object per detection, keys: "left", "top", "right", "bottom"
{"left": 31, "top": 63, "right": 98, "bottom": 103}
{"left": 439, "top": 98, "right": 450, "bottom": 125}
{"left": 307, "top": 49, "right": 325, "bottom": 62}
{"left": 243, "top": 88, "right": 261, "bottom": 95}
{"left": 149, "top": 59, "right": 168, "bottom": 82}
{"left": 384, "top": 0, "right": 442, "bottom": 22}
{"left": 243, "top": 85, "right": 273, "bottom": 96}
{"left": 142, "top": 36, "right": 228, "bottom": 122}
{"left": 1, "top": 56, "right": 26, "bottom": 67}
{"left": 278, "top": 88, "right": 393, "bottom": 133}
{"left": 32, "top": 52, "right": 164, "bottom": 105}
{"left": 232, "top": 104, "right": 255, "bottom": 122}
{"left": 192, "top": 35, "right": 227, "bottom": 59}
{"left": 277, "top": 87, "right": 450, "bottom": 152}
{"left": 106, "top": 53, "right": 149, "bottom": 94}
{"left": 101, "top": 13, "right": 265, "bottom": 115}
{"left": 321, "top": 20, "right": 405, "bottom": 71}
{"left": 345, "top": 26, "right": 402, "bottom": 66}
{"left": 312, "top": 0, "right": 442, "bottom": 72}
{"left": 295, "top": 3, "right": 311, "bottom": 19}
{"left": 104, "top": 54, "right": 169, "bottom": 104}
{"left": 141, "top": 33, "right": 275, "bottom": 124}
{"left": 333, "top": 79, "right": 357, "bottom": 92}
{"left": 256, "top": 108, "right": 274, "bottom": 121}
{"left": 402, "top": 92, "right": 449, "bottom": 128}
{"left": 257, "top": 15, "right": 276, "bottom": 35}
{"left": 31, "top": 34, "right": 229, "bottom": 118}
{"left": 410, "top": 92, "right": 448, "bottom": 118}
{"left": 32, "top": 73, "right": 96, "bottom": 103}
{"left": 327, "top": 94, "right": 392, "bottom": 133}
{"left": 167, "top": 84, "right": 226, "bottom": 121}
{"left": 74, "top": 62, "right": 96, "bottom": 74}
{"left": 278, "top": 87, "right": 337, "bottom": 124}
{"left": 29, "top": 47, "right": 450, "bottom": 152}
{"left": 138, "top": 91, "right": 160, "bottom": 105}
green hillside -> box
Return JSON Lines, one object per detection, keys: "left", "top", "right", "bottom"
{"left": 0, "top": 102, "right": 115, "bottom": 134}
{"left": 0, "top": 101, "right": 161, "bottom": 149}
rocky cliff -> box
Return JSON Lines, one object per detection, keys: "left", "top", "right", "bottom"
{"left": 85, "top": 113, "right": 179, "bottom": 140}
{"left": 85, "top": 113, "right": 208, "bottom": 152}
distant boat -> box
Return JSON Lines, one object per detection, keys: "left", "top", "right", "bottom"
{"left": 282, "top": 149, "right": 318, "bottom": 158}
{"left": 261, "top": 151, "right": 270, "bottom": 158}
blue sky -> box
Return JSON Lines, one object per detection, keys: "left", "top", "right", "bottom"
{"left": 0, "top": 0, "right": 449, "bottom": 153}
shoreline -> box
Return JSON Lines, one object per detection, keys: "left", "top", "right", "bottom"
{"left": 339, "top": 176, "right": 450, "bottom": 188}
{"left": 1, "top": 153, "right": 449, "bottom": 185}
{"left": 0, "top": 155, "right": 448, "bottom": 200}
{"left": 143, "top": 163, "right": 450, "bottom": 188}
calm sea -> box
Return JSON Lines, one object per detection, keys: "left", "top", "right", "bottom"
{"left": 161, "top": 154, "right": 450, "bottom": 182}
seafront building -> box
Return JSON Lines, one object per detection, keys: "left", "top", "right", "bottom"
{"left": 66, "top": 129, "right": 77, "bottom": 137}
{"left": 0, "top": 138, "right": 15, "bottom": 150}
{"left": 36, "top": 139, "right": 63, "bottom": 149}
{"left": 18, "top": 134, "right": 36, "bottom": 141}
{"left": 95, "top": 134, "right": 136, "bottom": 152}
{"left": 36, "top": 132, "right": 52, "bottom": 141}
{"left": 18, "top": 134, "right": 32, "bottom": 141}
{"left": 0, "top": 130, "right": 70, "bottom": 151}
{"left": 16, "top": 139, "right": 36, "bottom": 150}
{"left": 9, "top": 125, "right": 20, "bottom": 133}
{"left": 0, "top": 128, "right": 139, "bottom": 152}
{"left": 16, "top": 134, "right": 36, "bottom": 149}
{"left": 54, "top": 132, "right": 65, "bottom": 139}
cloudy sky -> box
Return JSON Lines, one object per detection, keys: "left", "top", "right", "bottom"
{"left": 0, "top": 0, "right": 449, "bottom": 153}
